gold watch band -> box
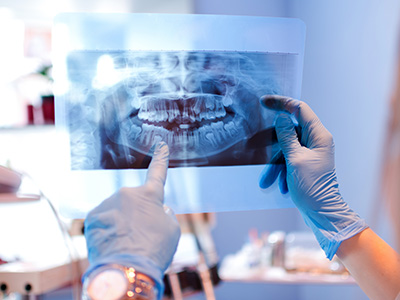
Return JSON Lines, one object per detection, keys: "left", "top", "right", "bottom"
{"left": 83, "top": 264, "right": 158, "bottom": 300}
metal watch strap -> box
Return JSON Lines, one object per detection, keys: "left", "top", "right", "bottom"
{"left": 83, "top": 264, "right": 158, "bottom": 300}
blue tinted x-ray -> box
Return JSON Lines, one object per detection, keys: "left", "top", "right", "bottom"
{"left": 53, "top": 13, "right": 306, "bottom": 217}
{"left": 66, "top": 50, "right": 297, "bottom": 170}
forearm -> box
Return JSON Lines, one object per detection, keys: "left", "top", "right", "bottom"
{"left": 258, "top": 96, "right": 400, "bottom": 298}
{"left": 336, "top": 228, "right": 400, "bottom": 300}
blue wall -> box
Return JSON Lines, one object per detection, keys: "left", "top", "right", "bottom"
{"left": 287, "top": 1, "right": 400, "bottom": 299}
{"left": 192, "top": 0, "right": 400, "bottom": 299}
{"left": 194, "top": 0, "right": 289, "bottom": 17}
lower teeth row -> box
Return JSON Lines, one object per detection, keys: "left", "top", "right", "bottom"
{"left": 121, "top": 118, "right": 243, "bottom": 151}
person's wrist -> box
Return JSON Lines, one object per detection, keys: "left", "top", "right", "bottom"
{"left": 84, "top": 253, "right": 165, "bottom": 296}
{"left": 82, "top": 264, "right": 159, "bottom": 300}
{"left": 305, "top": 207, "right": 369, "bottom": 260}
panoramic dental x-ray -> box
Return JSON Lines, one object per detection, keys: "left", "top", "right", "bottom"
{"left": 66, "top": 50, "right": 297, "bottom": 170}
{"left": 54, "top": 13, "right": 305, "bottom": 215}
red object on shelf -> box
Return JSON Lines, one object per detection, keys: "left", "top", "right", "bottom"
{"left": 41, "top": 95, "right": 55, "bottom": 124}
{"left": 27, "top": 105, "right": 35, "bottom": 125}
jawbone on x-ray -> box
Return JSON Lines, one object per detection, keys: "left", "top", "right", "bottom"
{"left": 67, "top": 50, "right": 297, "bottom": 170}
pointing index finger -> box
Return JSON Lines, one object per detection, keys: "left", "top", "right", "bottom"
{"left": 145, "top": 142, "right": 170, "bottom": 189}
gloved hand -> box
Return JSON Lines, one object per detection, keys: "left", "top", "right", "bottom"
{"left": 259, "top": 95, "right": 368, "bottom": 259}
{"left": 83, "top": 142, "right": 181, "bottom": 296}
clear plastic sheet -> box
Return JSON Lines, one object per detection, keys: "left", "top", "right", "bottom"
{"left": 53, "top": 13, "right": 305, "bottom": 217}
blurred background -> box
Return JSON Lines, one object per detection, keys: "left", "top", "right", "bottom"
{"left": 0, "top": 0, "right": 399, "bottom": 299}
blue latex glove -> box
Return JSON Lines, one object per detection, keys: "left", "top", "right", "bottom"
{"left": 83, "top": 142, "right": 181, "bottom": 297}
{"left": 259, "top": 95, "right": 368, "bottom": 260}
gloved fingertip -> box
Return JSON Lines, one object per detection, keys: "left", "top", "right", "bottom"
{"left": 258, "top": 176, "right": 269, "bottom": 189}
{"left": 258, "top": 168, "right": 270, "bottom": 189}
{"left": 145, "top": 142, "right": 170, "bottom": 189}
{"left": 260, "top": 95, "right": 280, "bottom": 109}
{"left": 259, "top": 164, "right": 280, "bottom": 189}
{"left": 278, "top": 164, "right": 289, "bottom": 194}
{"left": 279, "top": 177, "right": 289, "bottom": 194}
{"left": 153, "top": 141, "right": 169, "bottom": 159}
{"left": 260, "top": 95, "right": 301, "bottom": 113}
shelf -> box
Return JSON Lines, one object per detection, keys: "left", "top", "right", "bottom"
{"left": 0, "top": 124, "right": 55, "bottom": 132}
{"left": 0, "top": 258, "right": 88, "bottom": 295}
{"left": 0, "top": 193, "right": 41, "bottom": 203}
{"left": 219, "top": 266, "right": 355, "bottom": 285}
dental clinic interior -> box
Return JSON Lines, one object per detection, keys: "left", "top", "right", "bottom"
{"left": 0, "top": 0, "right": 399, "bottom": 299}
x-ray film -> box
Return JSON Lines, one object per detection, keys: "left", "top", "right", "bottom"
{"left": 66, "top": 50, "right": 297, "bottom": 170}
{"left": 53, "top": 13, "right": 306, "bottom": 218}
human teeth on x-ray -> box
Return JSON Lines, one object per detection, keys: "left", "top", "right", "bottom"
{"left": 65, "top": 50, "right": 298, "bottom": 169}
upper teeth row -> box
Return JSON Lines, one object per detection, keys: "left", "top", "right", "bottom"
{"left": 136, "top": 95, "right": 233, "bottom": 123}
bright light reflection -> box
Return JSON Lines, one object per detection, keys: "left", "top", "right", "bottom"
{"left": 93, "top": 55, "right": 120, "bottom": 89}
{"left": 127, "top": 291, "right": 134, "bottom": 297}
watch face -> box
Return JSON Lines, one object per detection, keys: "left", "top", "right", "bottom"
{"left": 88, "top": 269, "right": 128, "bottom": 300}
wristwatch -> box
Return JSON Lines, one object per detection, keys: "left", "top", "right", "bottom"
{"left": 82, "top": 264, "right": 158, "bottom": 300}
